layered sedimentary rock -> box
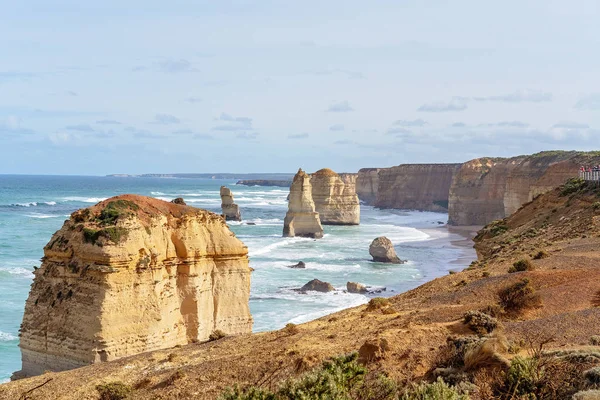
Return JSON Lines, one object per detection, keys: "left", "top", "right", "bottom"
{"left": 283, "top": 169, "right": 324, "bottom": 238}
{"left": 18, "top": 195, "right": 252, "bottom": 377}
{"left": 375, "top": 164, "right": 462, "bottom": 211}
{"left": 220, "top": 186, "right": 242, "bottom": 221}
{"left": 448, "top": 151, "right": 600, "bottom": 225}
{"left": 356, "top": 168, "right": 380, "bottom": 204}
{"left": 310, "top": 169, "right": 360, "bottom": 225}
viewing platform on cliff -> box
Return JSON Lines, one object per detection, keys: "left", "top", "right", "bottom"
{"left": 579, "top": 169, "right": 600, "bottom": 182}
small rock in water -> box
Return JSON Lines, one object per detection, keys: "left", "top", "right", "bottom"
{"left": 246, "top": 222, "right": 257, "bottom": 225}
{"left": 346, "top": 281, "right": 367, "bottom": 294}
{"left": 300, "top": 279, "right": 334, "bottom": 292}
{"left": 369, "top": 236, "right": 404, "bottom": 264}
{"left": 287, "top": 261, "right": 306, "bottom": 269}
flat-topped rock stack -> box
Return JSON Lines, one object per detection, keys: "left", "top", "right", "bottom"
{"left": 283, "top": 169, "right": 324, "bottom": 238}
{"left": 17, "top": 195, "right": 252, "bottom": 378}
{"left": 220, "top": 186, "right": 242, "bottom": 221}
{"left": 310, "top": 169, "right": 360, "bottom": 225}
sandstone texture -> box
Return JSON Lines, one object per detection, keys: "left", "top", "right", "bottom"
{"left": 283, "top": 169, "right": 324, "bottom": 238}
{"left": 346, "top": 281, "right": 367, "bottom": 293}
{"left": 369, "top": 237, "right": 402, "bottom": 263}
{"left": 17, "top": 195, "right": 252, "bottom": 378}
{"left": 448, "top": 151, "right": 600, "bottom": 225}
{"left": 375, "top": 164, "right": 461, "bottom": 210}
{"left": 310, "top": 169, "right": 360, "bottom": 225}
{"left": 356, "top": 168, "right": 380, "bottom": 204}
{"left": 220, "top": 186, "right": 242, "bottom": 221}
{"left": 300, "top": 279, "right": 334, "bottom": 292}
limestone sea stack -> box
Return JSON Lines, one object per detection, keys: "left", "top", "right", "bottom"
{"left": 310, "top": 169, "right": 360, "bottom": 225}
{"left": 220, "top": 186, "right": 242, "bottom": 221}
{"left": 17, "top": 195, "right": 252, "bottom": 378}
{"left": 283, "top": 169, "right": 324, "bottom": 238}
{"left": 369, "top": 236, "right": 403, "bottom": 264}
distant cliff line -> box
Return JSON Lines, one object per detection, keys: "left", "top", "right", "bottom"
{"left": 106, "top": 173, "right": 296, "bottom": 180}
{"left": 357, "top": 151, "right": 600, "bottom": 226}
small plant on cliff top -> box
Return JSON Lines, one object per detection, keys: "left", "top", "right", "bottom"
{"left": 209, "top": 330, "right": 227, "bottom": 341}
{"left": 283, "top": 323, "right": 300, "bottom": 335}
{"left": 498, "top": 279, "right": 541, "bottom": 316}
{"left": 532, "top": 250, "right": 549, "bottom": 260}
{"left": 561, "top": 177, "right": 587, "bottom": 196}
{"left": 98, "top": 200, "right": 139, "bottom": 225}
{"left": 96, "top": 381, "right": 132, "bottom": 400}
{"left": 366, "top": 297, "right": 390, "bottom": 311}
{"left": 399, "top": 378, "right": 469, "bottom": 400}
{"left": 508, "top": 259, "right": 534, "bottom": 273}
{"left": 463, "top": 310, "right": 499, "bottom": 335}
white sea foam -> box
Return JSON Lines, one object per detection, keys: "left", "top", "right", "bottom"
{"left": 0, "top": 266, "right": 34, "bottom": 277}
{"left": 150, "top": 191, "right": 165, "bottom": 195}
{"left": 12, "top": 202, "right": 37, "bottom": 207}
{"left": 0, "top": 331, "right": 17, "bottom": 342}
{"left": 248, "top": 237, "right": 306, "bottom": 257}
{"left": 44, "top": 201, "right": 57, "bottom": 206}
{"left": 25, "top": 213, "right": 59, "bottom": 219}
{"left": 63, "top": 196, "right": 107, "bottom": 203}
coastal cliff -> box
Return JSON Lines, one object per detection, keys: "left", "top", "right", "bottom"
{"left": 448, "top": 151, "right": 600, "bottom": 225}
{"left": 356, "top": 168, "right": 380, "bottom": 204}
{"left": 283, "top": 169, "right": 323, "bottom": 238}
{"left": 375, "top": 164, "right": 462, "bottom": 211}
{"left": 16, "top": 195, "right": 252, "bottom": 378}
{"left": 310, "top": 169, "right": 360, "bottom": 225}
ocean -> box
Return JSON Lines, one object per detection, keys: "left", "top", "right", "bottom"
{"left": 0, "top": 175, "right": 476, "bottom": 382}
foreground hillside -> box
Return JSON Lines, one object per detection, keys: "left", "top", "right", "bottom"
{"left": 4, "top": 179, "right": 600, "bottom": 399}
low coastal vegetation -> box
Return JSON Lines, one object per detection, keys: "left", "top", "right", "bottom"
{"left": 508, "top": 258, "right": 534, "bottom": 273}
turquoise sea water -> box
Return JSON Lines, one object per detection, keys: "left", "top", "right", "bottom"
{"left": 0, "top": 175, "right": 475, "bottom": 382}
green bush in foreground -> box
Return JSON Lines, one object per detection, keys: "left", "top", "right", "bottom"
{"left": 219, "top": 353, "right": 469, "bottom": 400}
{"left": 96, "top": 382, "right": 132, "bottom": 400}
{"left": 508, "top": 259, "right": 534, "bottom": 273}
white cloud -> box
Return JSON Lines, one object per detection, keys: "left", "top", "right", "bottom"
{"left": 329, "top": 124, "right": 345, "bottom": 131}
{"left": 473, "top": 89, "right": 552, "bottom": 103}
{"left": 418, "top": 98, "right": 467, "bottom": 112}
{"left": 152, "top": 114, "right": 180, "bottom": 125}
{"left": 326, "top": 101, "right": 353, "bottom": 112}
{"left": 575, "top": 94, "right": 600, "bottom": 110}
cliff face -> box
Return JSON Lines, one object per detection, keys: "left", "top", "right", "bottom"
{"left": 310, "top": 169, "right": 360, "bottom": 225}
{"left": 448, "top": 151, "right": 600, "bottom": 225}
{"left": 283, "top": 169, "right": 324, "bottom": 238}
{"left": 374, "top": 164, "right": 462, "bottom": 211}
{"left": 220, "top": 186, "right": 242, "bottom": 221}
{"left": 356, "top": 168, "right": 380, "bottom": 205}
{"left": 18, "top": 195, "right": 252, "bottom": 377}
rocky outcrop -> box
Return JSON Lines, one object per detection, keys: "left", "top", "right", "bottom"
{"left": 346, "top": 282, "right": 367, "bottom": 293}
{"left": 369, "top": 237, "right": 402, "bottom": 263}
{"left": 310, "top": 169, "right": 360, "bottom": 225}
{"left": 356, "top": 168, "right": 380, "bottom": 205}
{"left": 220, "top": 186, "right": 242, "bottom": 221}
{"left": 448, "top": 151, "right": 600, "bottom": 225}
{"left": 375, "top": 164, "right": 462, "bottom": 211}
{"left": 171, "top": 197, "right": 186, "bottom": 205}
{"left": 287, "top": 261, "right": 306, "bottom": 269}
{"left": 236, "top": 180, "right": 291, "bottom": 187}
{"left": 300, "top": 279, "right": 334, "bottom": 292}
{"left": 17, "top": 195, "right": 252, "bottom": 377}
{"left": 283, "top": 169, "right": 324, "bottom": 238}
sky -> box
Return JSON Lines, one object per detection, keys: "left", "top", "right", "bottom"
{"left": 1, "top": 0, "right": 600, "bottom": 175}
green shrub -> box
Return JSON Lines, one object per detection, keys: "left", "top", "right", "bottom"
{"left": 532, "top": 250, "right": 549, "bottom": 260}
{"left": 219, "top": 386, "right": 276, "bottom": 400}
{"left": 83, "top": 228, "right": 101, "bottom": 244}
{"left": 282, "top": 323, "right": 299, "bottom": 335}
{"left": 505, "top": 357, "right": 542, "bottom": 396}
{"left": 561, "top": 178, "right": 587, "bottom": 196}
{"left": 489, "top": 221, "right": 508, "bottom": 237}
{"left": 99, "top": 200, "right": 139, "bottom": 225}
{"left": 508, "top": 259, "right": 534, "bottom": 273}
{"left": 497, "top": 279, "right": 541, "bottom": 315}
{"left": 399, "top": 378, "right": 469, "bottom": 400}
{"left": 209, "top": 330, "right": 227, "bottom": 342}
{"left": 366, "top": 297, "right": 390, "bottom": 311}
{"left": 96, "top": 382, "right": 132, "bottom": 400}
{"left": 463, "top": 311, "right": 499, "bottom": 335}
{"left": 103, "top": 227, "right": 128, "bottom": 243}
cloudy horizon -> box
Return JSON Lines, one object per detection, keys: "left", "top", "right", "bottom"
{"left": 1, "top": 0, "right": 600, "bottom": 175}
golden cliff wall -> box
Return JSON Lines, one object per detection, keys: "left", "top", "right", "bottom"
{"left": 448, "top": 151, "right": 600, "bottom": 225}
{"left": 18, "top": 195, "right": 252, "bottom": 377}
{"left": 356, "top": 168, "right": 380, "bottom": 204}
{"left": 310, "top": 169, "right": 360, "bottom": 225}
{"left": 374, "top": 164, "right": 462, "bottom": 211}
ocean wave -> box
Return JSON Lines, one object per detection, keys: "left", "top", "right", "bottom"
{"left": 0, "top": 266, "right": 34, "bottom": 278}
{"left": 24, "top": 213, "right": 60, "bottom": 219}
{"left": 0, "top": 331, "right": 17, "bottom": 342}
{"left": 248, "top": 237, "right": 306, "bottom": 257}
{"left": 62, "top": 196, "right": 106, "bottom": 203}
{"left": 150, "top": 191, "right": 165, "bottom": 195}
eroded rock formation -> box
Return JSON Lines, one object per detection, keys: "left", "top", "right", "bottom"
{"left": 300, "top": 279, "right": 334, "bottom": 292}
{"left": 283, "top": 169, "right": 324, "bottom": 238}
{"left": 310, "top": 169, "right": 360, "bottom": 225}
{"left": 346, "top": 281, "right": 367, "bottom": 293}
{"left": 220, "top": 186, "right": 242, "bottom": 221}
{"left": 369, "top": 236, "right": 402, "bottom": 263}
{"left": 17, "top": 195, "right": 252, "bottom": 377}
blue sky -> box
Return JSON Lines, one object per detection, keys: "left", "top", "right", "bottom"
{"left": 1, "top": 0, "right": 599, "bottom": 175}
